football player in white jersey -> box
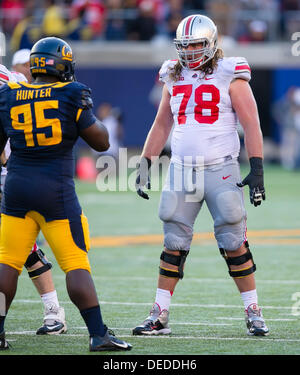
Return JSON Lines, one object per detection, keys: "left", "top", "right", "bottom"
{"left": 134, "top": 15, "right": 269, "bottom": 337}
{"left": 0, "top": 59, "right": 67, "bottom": 337}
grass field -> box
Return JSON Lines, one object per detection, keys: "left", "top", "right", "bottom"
{"left": 1, "top": 163, "right": 300, "bottom": 358}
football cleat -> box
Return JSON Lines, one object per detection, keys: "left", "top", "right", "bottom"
{"left": 36, "top": 304, "right": 67, "bottom": 335}
{"left": 0, "top": 331, "right": 9, "bottom": 350}
{"left": 245, "top": 303, "right": 269, "bottom": 336}
{"left": 90, "top": 328, "right": 132, "bottom": 352}
{"left": 133, "top": 303, "right": 171, "bottom": 336}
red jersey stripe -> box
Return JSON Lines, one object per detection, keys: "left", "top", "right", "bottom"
{"left": 0, "top": 72, "right": 9, "bottom": 81}
{"left": 235, "top": 65, "right": 251, "bottom": 71}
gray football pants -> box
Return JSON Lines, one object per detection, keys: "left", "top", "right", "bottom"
{"left": 158, "top": 157, "right": 247, "bottom": 252}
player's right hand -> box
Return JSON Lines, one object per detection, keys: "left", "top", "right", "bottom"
{"left": 135, "top": 157, "right": 151, "bottom": 200}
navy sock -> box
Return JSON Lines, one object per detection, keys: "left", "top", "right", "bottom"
{"left": 0, "top": 316, "right": 5, "bottom": 333}
{"left": 80, "top": 305, "right": 107, "bottom": 337}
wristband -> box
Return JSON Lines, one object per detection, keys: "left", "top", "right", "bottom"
{"left": 249, "top": 157, "right": 263, "bottom": 174}
{"left": 249, "top": 157, "right": 263, "bottom": 169}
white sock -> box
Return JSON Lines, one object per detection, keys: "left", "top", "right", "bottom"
{"left": 240, "top": 289, "right": 258, "bottom": 310}
{"left": 41, "top": 290, "right": 59, "bottom": 309}
{"left": 155, "top": 288, "right": 172, "bottom": 312}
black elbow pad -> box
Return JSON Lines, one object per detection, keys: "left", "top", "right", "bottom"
{"left": 81, "top": 89, "right": 93, "bottom": 109}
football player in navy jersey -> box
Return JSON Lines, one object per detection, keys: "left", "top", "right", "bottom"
{"left": 1, "top": 52, "right": 67, "bottom": 337}
{"left": 0, "top": 37, "right": 132, "bottom": 352}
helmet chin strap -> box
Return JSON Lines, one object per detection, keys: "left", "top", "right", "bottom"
{"left": 183, "top": 51, "right": 216, "bottom": 70}
{"left": 178, "top": 46, "right": 211, "bottom": 70}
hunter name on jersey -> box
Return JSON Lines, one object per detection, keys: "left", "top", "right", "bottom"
{"left": 159, "top": 57, "right": 251, "bottom": 166}
{"left": 15, "top": 86, "right": 52, "bottom": 100}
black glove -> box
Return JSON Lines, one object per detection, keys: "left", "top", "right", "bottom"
{"left": 135, "top": 157, "right": 151, "bottom": 200}
{"left": 237, "top": 157, "right": 266, "bottom": 207}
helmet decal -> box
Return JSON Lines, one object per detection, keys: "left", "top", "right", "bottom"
{"left": 61, "top": 45, "right": 73, "bottom": 61}
{"left": 183, "top": 15, "right": 197, "bottom": 40}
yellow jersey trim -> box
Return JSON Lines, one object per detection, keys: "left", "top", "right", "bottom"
{"left": 19, "top": 82, "right": 71, "bottom": 89}
{"left": 76, "top": 108, "right": 83, "bottom": 122}
{"left": 7, "top": 82, "right": 22, "bottom": 89}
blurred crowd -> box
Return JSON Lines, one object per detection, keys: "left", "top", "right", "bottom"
{"left": 0, "top": 0, "right": 299, "bottom": 51}
{"left": 272, "top": 87, "right": 300, "bottom": 170}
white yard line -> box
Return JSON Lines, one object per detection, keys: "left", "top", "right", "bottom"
{"left": 216, "top": 317, "right": 297, "bottom": 321}
{"left": 6, "top": 331, "right": 300, "bottom": 343}
{"left": 33, "top": 275, "right": 300, "bottom": 285}
{"left": 13, "top": 299, "right": 294, "bottom": 311}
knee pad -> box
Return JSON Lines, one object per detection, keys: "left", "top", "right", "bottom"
{"left": 163, "top": 227, "right": 193, "bottom": 252}
{"left": 24, "top": 248, "right": 52, "bottom": 279}
{"left": 219, "top": 241, "right": 256, "bottom": 278}
{"left": 159, "top": 250, "right": 189, "bottom": 279}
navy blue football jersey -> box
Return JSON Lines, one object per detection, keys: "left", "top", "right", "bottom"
{"left": 0, "top": 80, "right": 97, "bottom": 221}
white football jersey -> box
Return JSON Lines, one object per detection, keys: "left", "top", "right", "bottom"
{"left": 0, "top": 64, "right": 27, "bottom": 86}
{"left": 0, "top": 64, "right": 12, "bottom": 85}
{"left": 0, "top": 64, "right": 27, "bottom": 177}
{"left": 159, "top": 57, "right": 251, "bottom": 166}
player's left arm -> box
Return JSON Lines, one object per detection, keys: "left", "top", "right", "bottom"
{"left": 75, "top": 87, "right": 110, "bottom": 152}
{"left": 229, "top": 78, "right": 263, "bottom": 158}
{"left": 79, "top": 118, "right": 110, "bottom": 152}
{"left": 229, "top": 78, "right": 265, "bottom": 206}
{"left": 0, "top": 151, "right": 7, "bottom": 166}
{"left": 0, "top": 124, "right": 8, "bottom": 156}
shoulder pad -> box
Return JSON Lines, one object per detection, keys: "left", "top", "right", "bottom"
{"left": 159, "top": 60, "right": 178, "bottom": 83}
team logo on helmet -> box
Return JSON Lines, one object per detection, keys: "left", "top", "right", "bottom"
{"left": 62, "top": 45, "right": 73, "bottom": 61}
